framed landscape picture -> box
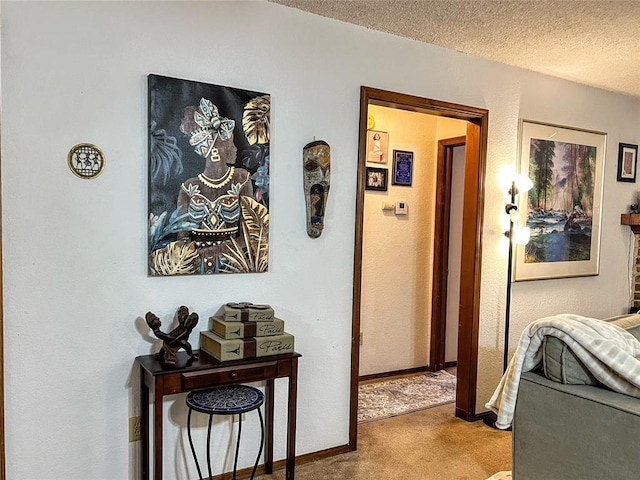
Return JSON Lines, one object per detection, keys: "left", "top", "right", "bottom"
{"left": 514, "top": 120, "right": 606, "bottom": 281}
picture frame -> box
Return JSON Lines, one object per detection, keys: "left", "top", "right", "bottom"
{"left": 392, "top": 150, "right": 413, "bottom": 186}
{"left": 365, "top": 166, "right": 388, "bottom": 191}
{"left": 617, "top": 143, "right": 638, "bottom": 182}
{"left": 366, "top": 130, "right": 389, "bottom": 164}
{"left": 147, "top": 74, "right": 271, "bottom": 276}
{"left": 514, "top": 120, "right": 606, "bottom": 282}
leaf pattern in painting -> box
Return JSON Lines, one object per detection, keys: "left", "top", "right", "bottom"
{"left": 149, "top": 241, "right": 199, "bottom": 276}
{"left": 148, "top": 207, "right": 198, "bottom": 251}
{"left": 150, "top": 121, "right": 183, "bottom": 186}
{"left": 242, "top": 95, "right": 270, "bottom": 145}
{"left": 219, "top": 197, "right": 269, "bottom": 273}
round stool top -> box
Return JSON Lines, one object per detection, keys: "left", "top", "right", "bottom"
{"left": 186, "top": 385, "right": 264, "bottom": 415}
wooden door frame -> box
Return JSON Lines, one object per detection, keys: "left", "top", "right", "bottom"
{"left": 430, "top": 136, "right": 467, "bottom": 371}
{"left": 350, "top": 86, "right": 488, "bottom": 450}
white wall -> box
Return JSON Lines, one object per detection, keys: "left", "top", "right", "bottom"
{"left": 360, "top": 105, "right": 437, "bottom": 376}
{"left": 359, "top": 112, "right": 465, "bottom": 376}
{"left": 2, "top": 2, "right": 639, "bottom": 478}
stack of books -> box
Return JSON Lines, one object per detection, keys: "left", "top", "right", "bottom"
{"left": 200, "top": 302, "right": 295, "bottom": 361}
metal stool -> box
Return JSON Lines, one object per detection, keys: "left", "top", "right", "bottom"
{"left": 186, "top": 385, "right": 265, "bottom": 480}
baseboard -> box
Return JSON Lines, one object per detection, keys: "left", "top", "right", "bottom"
{"left": 212, "top": 444, "right": 351, "bottom": 479}
{"left": 294, "top": 444, "right": 351, "bottom": 464}
{"left": 470, "top": 410, "right": 495, "bottom": 422}
{"left": 444, "top": 361, "right": 457, "bottom": 368}
{"left": 455, "top": 406, "right": 477, "bottom": 422}
{"left": 455, "top": 406, "right": 495, "bottom": 423}
{"left": 359, "top": 365, "right": 429, "bottom": 382}
{"left": 474, "top": 410, "right": 494, "bottom": 419}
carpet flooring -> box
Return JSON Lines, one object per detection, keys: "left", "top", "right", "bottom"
{"left": 254, "top": 403, "right": 512, "bottom": 480}
{"left": 358, "top": 371, "right": 457, "bottom": 423}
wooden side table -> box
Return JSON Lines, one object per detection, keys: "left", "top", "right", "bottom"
{"left": 136, "top": 350, "right": 301, "bottom": 480}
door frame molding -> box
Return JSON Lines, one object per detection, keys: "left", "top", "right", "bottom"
{"left": 350, "top": 87, "right": 488, "bottom": 450}
{"left": 430, "top": 136, "right": 467, "bottom": 371}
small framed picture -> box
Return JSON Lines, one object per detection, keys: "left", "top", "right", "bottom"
{"left": 366, "top": 130, "right": 389, "bottom": 164}
{"left": 617, "top": 143, "right": 638, "bottom": 182}
{"left": 392, "top": 150, "right": 413, "bottom": 186}
{"left": 365, "top": 166, "right": 388, "bottom": 191}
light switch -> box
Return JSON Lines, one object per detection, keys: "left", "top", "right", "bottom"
{"left": 382, "top": 201, "right": 395, "bottom": 211}
{"left": 395, "top": 201, "right": 408, "bottom": 215}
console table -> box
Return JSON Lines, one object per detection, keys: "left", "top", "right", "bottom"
{"left": 136, "top": 350, "right": 300, "bottom": 480}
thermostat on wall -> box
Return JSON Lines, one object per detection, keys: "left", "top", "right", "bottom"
{"left": 395, "top": 201, "right": 408, "bottom": 215}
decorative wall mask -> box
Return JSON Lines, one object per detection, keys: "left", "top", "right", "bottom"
{"left": 68, "top": 143, "right": 105, "bottom": 179}
{"left": 148, "top": 75, "right": 270, "bottom": 276}
{"left": 303, "top": 140, "right": 330, "bottom": 238}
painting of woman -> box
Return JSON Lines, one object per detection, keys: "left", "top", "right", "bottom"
{"left": 148, "top": 75, "right": 270, "bottom": 275}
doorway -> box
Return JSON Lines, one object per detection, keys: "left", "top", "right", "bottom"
{"left": 350, "top": 87, "right": 488, "bottom": 450}
{"left": 359, "top": 108, "right": 466, "bottom": 380}
{"left": 430, "top": 137, "right": 467, "bottom": 372}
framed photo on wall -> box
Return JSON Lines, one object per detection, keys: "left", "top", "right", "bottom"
{"left": 514, "top": 120, "right": 606, "bottom": 281}
{"left": 617, "top": 143, "right": 638, "bottom": 182}
{"left": 366, "top": 130, "right": 389, "bottom": 164}
{"left": 365, "top": 166, "right": 388, "bottom": 191}
{"left": 392, "top": 150, "right": 413, "bottom": 186}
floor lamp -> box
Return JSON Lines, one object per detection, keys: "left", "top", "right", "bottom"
{"left": 484, "top": 176, "right": 531, "bottom": 429}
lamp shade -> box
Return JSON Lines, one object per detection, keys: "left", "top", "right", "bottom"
{"left": 513, "top": 226, "right": 531, "bottom": 245}
{"left": 515, "top": 174, "right": 533, "bottom": 194}
{"left": 509, "top": 210, "right": 522, "bottom": 223}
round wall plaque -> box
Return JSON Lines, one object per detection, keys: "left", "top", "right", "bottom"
{"left": 68, "top": 143, "right": 105, "bottom": 179}
{"left": 367, "top": 113, "right": 375, "bottom": 130}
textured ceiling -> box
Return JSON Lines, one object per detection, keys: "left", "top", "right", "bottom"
{"left": 271, "top": 0, "right": 640, "bottom": 99}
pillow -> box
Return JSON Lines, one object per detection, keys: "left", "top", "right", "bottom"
{"left": 542, "top": 336, "right": 602, "bottom": 386}
{"left": 607, "top": 313, "right": 640, "bottom": 341}
{"left": 541, "top": 313, "right": 640, "bottom": 385}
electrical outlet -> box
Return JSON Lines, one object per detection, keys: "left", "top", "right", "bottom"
{"left": 129, "top": 416, "right": 142, "bottom": 443}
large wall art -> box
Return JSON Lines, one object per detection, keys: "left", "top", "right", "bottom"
{"left": 148, "top": 75, "right": 270, "bottom": 276}
{"left": 514, "top": 120, "right": 606, "bottom": 281}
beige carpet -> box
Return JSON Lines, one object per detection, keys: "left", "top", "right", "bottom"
{"left": 255, "top": 403, "right": 512, "bottom": 480}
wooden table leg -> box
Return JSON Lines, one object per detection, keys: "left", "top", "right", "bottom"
{"left": 286, "top": 357, "right": 298, "bottom": 480}
{"left": 265, "top": 379, "right": 274, "bottom": 473}
{"left": 140, "top": 368, "right": 149, "bottom": 480}
{"left": 153, "top": 377, "right": 164, "bottom": 480}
